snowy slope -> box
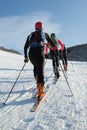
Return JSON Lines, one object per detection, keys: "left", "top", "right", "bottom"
{"left": 0, "top": 50, "right": 87, "bottom": 130}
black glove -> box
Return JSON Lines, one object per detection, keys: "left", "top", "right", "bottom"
{"left": 24, "top": 57, "right": 29, "bottom": 63}
{"left": 45, "top": 54, "right": 48, "bottom": 59}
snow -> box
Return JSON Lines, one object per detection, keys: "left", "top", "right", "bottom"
{"left": 0, "top": 50, "right": 87, "bottom": 130}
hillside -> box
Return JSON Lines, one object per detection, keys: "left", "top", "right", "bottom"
{"left": 47, "top": 43, "right": 87, "bottom": 62}
{"left": 0, "top": 43, "right": 87, "bottom": 61}
{"left": 0, "top": 46, "right": 21, "bottom": 55}
{"left": 68, "top": 43, "right": 87, "bottom": 61}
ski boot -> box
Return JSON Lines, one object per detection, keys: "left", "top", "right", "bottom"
{"left": 37, "top": 84, "right": 45, "bottom": 101}
{"left": 53, "top": 66, "right": 60, "bottom": 84}
{"left": 54, "top": 66, "right": 60, "bottom": 78}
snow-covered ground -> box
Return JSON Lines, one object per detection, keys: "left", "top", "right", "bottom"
{"left": 0, "top": 50, "right": 87, "bottom": 130}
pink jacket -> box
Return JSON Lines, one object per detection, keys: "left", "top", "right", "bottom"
{"left": 46, "top": 39, "right": 64, "bottom": 55}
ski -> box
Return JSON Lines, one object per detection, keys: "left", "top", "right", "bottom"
{"left": 31, "top": 84, "right": 49, "bottom": 112}
{"left": 31, "top": 97, "right": 44, "bottom": 112}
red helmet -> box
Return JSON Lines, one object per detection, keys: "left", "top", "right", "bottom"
{"left": 35, "top": 22, "right": 43, "bottom": 29}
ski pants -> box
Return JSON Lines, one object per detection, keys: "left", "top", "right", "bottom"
{"left": 29, "top": 47, "right": 45, "bottom": 85}
{"left": 62, "top": 54, "right": 67, "bottom": 66}
{"left": 50, "top": 50, "right": 59, "bottom": 68}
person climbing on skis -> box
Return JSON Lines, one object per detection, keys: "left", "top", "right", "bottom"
{"left": 45, "top": 33, "right": 64, "bottom": 82}
{"left": 59, "top": 44, "right": 70, "bottom": 71}
{"left": 24, "top": 21, "right": 54, "bottom": 100}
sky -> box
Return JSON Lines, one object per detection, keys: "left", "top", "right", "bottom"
{"left": 0, "top": 0, "right": 87, "bottom": 53}
{"left": 0, "top": 50, "right": 87, "bottom": 130}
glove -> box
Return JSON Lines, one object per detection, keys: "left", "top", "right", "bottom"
{"left": 45, "top": 54, "right": 48, "bottom": 59}
{"left": 24, "top": 57, "right": 29, "bottom": 63}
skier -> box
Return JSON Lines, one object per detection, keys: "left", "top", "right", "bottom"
{"left": 45, "top": 33, "right": 64, "bottom": 82}
{"left": 59, "top": 44, "right": 70, "bottom": 71}
{"left": 24, "top": 21, "right": 54, "bottom": 100}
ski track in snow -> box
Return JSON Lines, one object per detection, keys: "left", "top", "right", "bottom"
{"left": 0, "top": 50, "right": 87, "bottom": 130}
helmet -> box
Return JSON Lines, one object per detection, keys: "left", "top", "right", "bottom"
{"left": 51, "top": 33, "right": 56, "bottom": 38}
{"left": 35, "top": 22, "right": 43, "bottom": 30}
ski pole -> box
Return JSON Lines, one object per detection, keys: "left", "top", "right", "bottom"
{"left": 59, "top": 62, "right": 73, "bottom": 96}
{"left": 54, "top": 49, "right": 73, "bottom": 96}
{"left": 3, "top": 63, "right": 26, "bottom": 105}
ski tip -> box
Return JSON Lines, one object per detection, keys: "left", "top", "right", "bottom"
{"left": 0, "top": 102, "right": 6, "bottom": 108}
{"left": 3, "top": 103, "right": 6, "bottom": 105}
{"left": 31, "top": 108, "right": 36, "bottom": 112}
